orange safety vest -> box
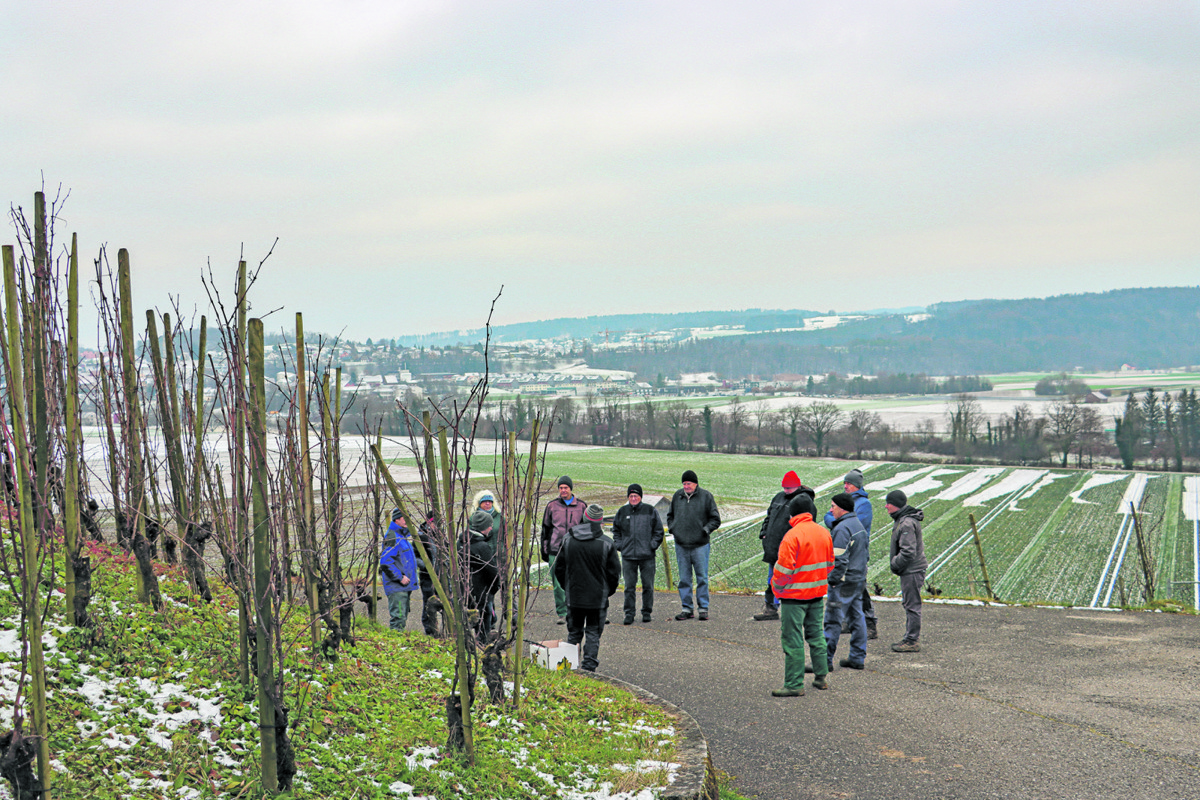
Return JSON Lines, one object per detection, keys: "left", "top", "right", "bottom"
{"left": 771, "top": 513, "right": 834, "bottom": 601}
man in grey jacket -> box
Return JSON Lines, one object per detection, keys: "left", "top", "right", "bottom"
{"left": 667, "top": 470, "right": 721, "bottom": 621}
{"left": 612, "top": 484, "right": 664, "bottom": 624}
{"left": 886, "top": 489, "right": 927, "bottom": 653}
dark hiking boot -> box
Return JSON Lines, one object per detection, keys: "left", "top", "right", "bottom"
{"left": 623, "top": 615, "right": 634, "bottom": 626}
{"left": 674, "top": 611, "right": 694, "bottom": 621}
{"left": 642, "top": 613, "right": 652, "bottom": 623}
{"left": 812, "top": 675, "right": 829, "bottom": 690}
{"left": 840, "top": 657, "right": 865, "bottom": 670}
{"left": 698, "top": 610, "right": 708, "bottom": 621}
{"left": 753, "top": 606, "right": 779, "bottom": 621}
{"left": 891, "top": 641, "right": 920, "bottom": 653}
{"left": 771, "top": 687, "right": 804, "bottom": 697}
{"left": 867, "top": 620, "right": 878, "bottom": 640}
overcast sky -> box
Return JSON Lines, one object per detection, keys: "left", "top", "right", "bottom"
{"left": 2, "top": 1, "right": 1197, "bottom": 343}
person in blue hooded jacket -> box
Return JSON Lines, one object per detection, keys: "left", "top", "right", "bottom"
{"left": 823, "top": 468, "right": 877, "bottom": 639}
{"left": 823, "top": 494, "right": 870, "bottom": 669}
{"left": 381, "top": 510, "right": 419, "bottom": 630}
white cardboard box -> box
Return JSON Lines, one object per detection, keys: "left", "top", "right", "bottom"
{"left": 530, "top": 639, "right": 579, "bottom": 670}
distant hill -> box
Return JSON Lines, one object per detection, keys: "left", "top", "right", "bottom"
{"left": 396, "top": 309, "right": 827, "bottom": 346}
{"left": 580, "top": 287, "right": 1200, "bottom": 378}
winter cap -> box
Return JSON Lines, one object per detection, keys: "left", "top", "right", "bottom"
{"left": 584, "top": 503, "right": 605, "bottom": 522}
{"left": 557, "top": 475, "right": 574, "bottom": 490}
{"left": 681, "top": 469, "right": 699, "bottom": 484}
{"left": 781, "top": 470, "right": 802, "bottom": 490}
{"left": 391, "top": 507, "right": 404, "bottom": 521}
{"left": 468, "top": 510, "right": 493, "bottom": 532}
{"left": 786, "top": 494, "right": 817, "bottom": 518}
{"left": 844, "top": 469, "right": 864, "bottom": 489}
{"left": 885, "top": 489, "right": 907, "bottom": 508}
{"left": 831, "top": 493, "right": 856, "bottom": 513}
{"left": 627, "top": 484, "right": 643, "bottom": 498}
{"left": 477, "top": 491, "right": 495, "bottom": 505}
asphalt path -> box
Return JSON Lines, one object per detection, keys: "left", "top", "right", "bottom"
{"left": 523, "top": 590, "right": 1200, "bottom": 800}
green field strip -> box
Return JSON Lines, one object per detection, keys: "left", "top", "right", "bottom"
{"left": 993, "top": 471, "right": 1093, "bottom": 598}
{"left": 1156, "top": 475, "right": 1181, "bottom": 602}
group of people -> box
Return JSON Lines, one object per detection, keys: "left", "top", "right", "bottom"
{"left": 380, "top": 465, "right": 928, "bottom": 689}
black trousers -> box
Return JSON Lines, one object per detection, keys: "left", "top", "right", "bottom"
{"left": 621, "top": 557, "right": 655, "bottom": 618}
{"left": 566, "top": 605, "right": 606, "bottom": 671}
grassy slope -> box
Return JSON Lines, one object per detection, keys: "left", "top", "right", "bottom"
{"left": 6, "top": 538, "right": 681, "bottom": 800}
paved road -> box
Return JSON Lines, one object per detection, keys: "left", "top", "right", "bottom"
{"left": 523, "top": 591, "right": 1200, "bottom": 800}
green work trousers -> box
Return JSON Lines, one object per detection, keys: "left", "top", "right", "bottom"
{"left": 547, "top": 553, "right": 569, "bottom": 618}
{"left": 780, "top": 597, "right": 828, "bottom": 690}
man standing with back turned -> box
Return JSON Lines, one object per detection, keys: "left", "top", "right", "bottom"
{"left": 668, "top": 470, "right": 721, "bottom": 621}
{"left": 771, "top": 494, "right": 833, "bottom": 697}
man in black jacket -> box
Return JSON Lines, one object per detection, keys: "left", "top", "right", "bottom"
{"left": 754, "top": 470, "right": 815, "bottom": 621}
{"left": 612, "top": 484, "right": 665, "bottom": 624}
{"left": 553, "top": 503, "right": 621, "bottom": 672}
{"left": 667, "top": 470, "right": 721, "bottom": 621}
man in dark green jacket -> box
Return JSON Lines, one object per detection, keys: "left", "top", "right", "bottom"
{"left": 667, "top": 470, "right": 721, "bottom": 621}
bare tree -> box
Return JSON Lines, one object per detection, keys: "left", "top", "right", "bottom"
{"left": 844, "top": 409, "right": 882, "bottom": 459}
{"left": 1046, "top": 396, "right": 1085, "bottom": 468}
{"left": 663, "top": 401, "right": 695, "bottom": 451}
{"left": 797, "top": 401, "right": 844, "bottom": 457}
{"left": 946, "top": 393, "right": 984, "bottom": 462}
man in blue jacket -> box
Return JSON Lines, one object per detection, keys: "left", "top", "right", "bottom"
{"left": 381, "top": 509, "right": 418, "bottom": 631}
{"left": 824, "top": 494, "right": 870, "bottom": 669}
{"left": 823, "top": 468, "right": 877, "bottom": 640}
{"left": 612, "top": 484, "right": 665, "bottom": 624}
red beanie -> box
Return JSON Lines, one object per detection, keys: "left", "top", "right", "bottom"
{"left": 781, "top": 470, "right": 802, "bottom": 490}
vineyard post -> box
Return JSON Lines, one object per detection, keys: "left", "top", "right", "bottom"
{"left": 1129, "top": 500, "right": 1156, "bottom": 603}
{"left": 967, "top": 513, "right": 995, "bottom": 601}
{"left": 247, "top": 318, "right": 278, "bottom": 794}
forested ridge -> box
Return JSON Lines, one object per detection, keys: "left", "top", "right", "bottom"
{"left": 584, "top": 287, "right": 1200, "bottom": 377}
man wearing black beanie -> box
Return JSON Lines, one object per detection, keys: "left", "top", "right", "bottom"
{"left": 668, "top": 470, "right": 721, "bottom": 620}
{"left": 886, "top": 490, "right": 927, "bottom": 652}
{"left": 612, "top": 483, "right": 664, "bottom": 624}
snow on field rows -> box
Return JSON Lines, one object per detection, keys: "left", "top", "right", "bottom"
{"left": 864, "top": 465, "right": 935, "bottom": 492}
{"left": 1181, "top": 476, "right": 1200, "bottom": 521}
{"left": 892, "top": 468, "right": 962, "bottom": 497}
{"left": 962, "top": 469, "right": 1053, "bottom": 507}
{"left": 931, "top": 467, "right": 1006, "bottom": 502}
{"left": 1115, "top": 473, "right": 1152, "bottom": 515}
{"left": 1069, "top": 473, "right": 1127, "bottom": 504}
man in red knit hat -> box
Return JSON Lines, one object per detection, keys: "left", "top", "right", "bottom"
{"left": 754, "top": 470, "right": 815, "bottom": 621}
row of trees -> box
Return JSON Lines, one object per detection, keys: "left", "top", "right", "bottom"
{"left": 0, "top": 191, "right": 548, "bottom": 798}
{"left": 485, "top": 390, "right": 1200, "bottom": 472}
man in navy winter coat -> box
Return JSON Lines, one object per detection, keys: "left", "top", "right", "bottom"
{"left": 612, "top": 483, "right": 664, "bottom": 624}
{"left": 823, "top": 468, "right": 877, "bottom": 639}
{"left": 824, "top": 494, "right": 870, "bottom": 669}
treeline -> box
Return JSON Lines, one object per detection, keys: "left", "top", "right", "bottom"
{"left": 807, "top": 373, "right": 992, "bottom": 396}
{"left": 481, "top": 389, "right": 1200, "bottom": 473}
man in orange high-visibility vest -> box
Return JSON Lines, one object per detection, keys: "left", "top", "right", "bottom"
{"left": 770, "top": 494, "right": 834, "bottom": 697}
